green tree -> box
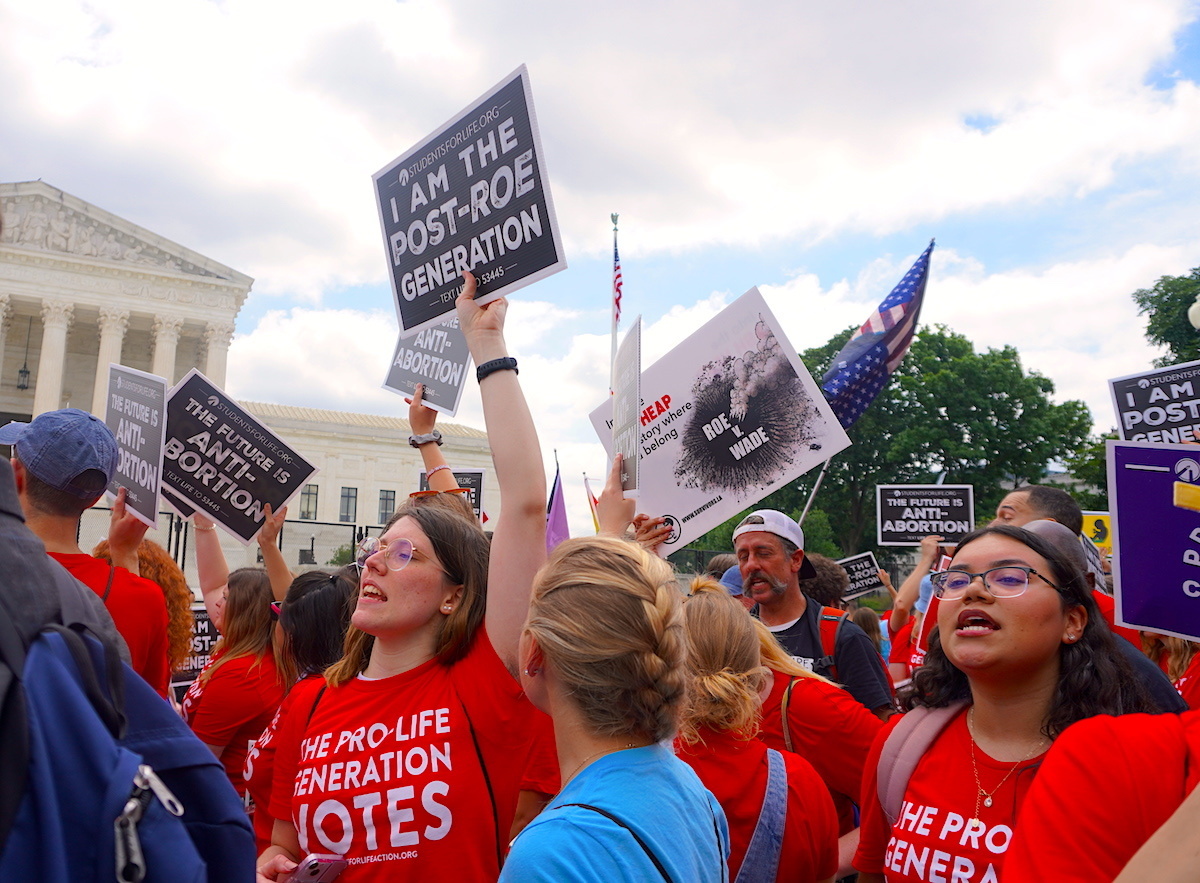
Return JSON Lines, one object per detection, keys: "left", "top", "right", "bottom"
{"left": 1062, "top": 432, "right": 1117, "bottom": 512}
{"left": 1133, "top": 267, "right": 1200, "bottom": 367}
{"left": 697, "top": 325, "right": 1092, "bottom": 559}
{"left": 327, "top": 543, "right": 354, "bottom": 567}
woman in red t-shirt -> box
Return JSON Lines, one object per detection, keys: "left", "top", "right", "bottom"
{"left": 676, "top": 580, "right": 838, "bottom": 883}
{"left": 256, "top": 272, "right": 549, "bottom": 883}
{"left": 181, "top": 565, "right": 285, "bottom": 796}
{"left": 854, "top": 525, "right": 1158, "bottom": 883}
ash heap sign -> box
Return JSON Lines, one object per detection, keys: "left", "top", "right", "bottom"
{"left": 591, "top": 288, "right": 850, "bottom": 552}
{"left": 877, "top": 484, "right": 974, "bottom": 546}
{"left": 373, "top": 65, "right": 566, "bottom": 336}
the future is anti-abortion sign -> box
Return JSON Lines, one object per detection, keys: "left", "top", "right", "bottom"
{"left": 373, "top": 65, "right": 566, "bottom": 336}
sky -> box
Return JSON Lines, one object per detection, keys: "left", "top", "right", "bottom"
{"left": 4, "top": 0, "right": 1200, "bottom": 536}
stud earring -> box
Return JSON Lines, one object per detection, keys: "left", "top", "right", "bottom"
{"left": 524, "top": 667, "right": 540, "bottom": 677}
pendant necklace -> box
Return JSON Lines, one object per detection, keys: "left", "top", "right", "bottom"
{"left": 967, "top": 707, "right": 1046, "bottom": 823}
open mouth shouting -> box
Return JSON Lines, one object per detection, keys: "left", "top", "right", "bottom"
{"left": 955, "top": 609, "right": 1000, "bottom": 637}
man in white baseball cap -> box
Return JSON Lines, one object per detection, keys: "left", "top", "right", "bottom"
{"left": 733, "top": 509, "right": 893, "bottom": 720}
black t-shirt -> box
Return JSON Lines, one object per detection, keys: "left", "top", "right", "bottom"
{"left": 759, "top": 597, "right": 892, "bottom": 713}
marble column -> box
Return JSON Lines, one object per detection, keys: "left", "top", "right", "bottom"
{"left": 32, "top": 299, "right": 73, "bottom": 416}
{"left": 91, "top": 307, "right": 130, "bottom": 416}
{"left": 204, "top": 321, "right": 234, "bottom": 389}
{"left": 0, "top": 295, "right": 11, "bottom": 391}
{"left": 151, "top": 315, "right": 183, "bottom": 384}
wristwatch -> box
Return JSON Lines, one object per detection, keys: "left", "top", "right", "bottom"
{"left": 409, "top": 430, "right": 443, "bottom": 447}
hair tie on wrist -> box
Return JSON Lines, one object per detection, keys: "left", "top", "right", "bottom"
{"left": 427, "top": 464, "right": 452, "bottom": 477}
{"left": 476, "top": 357, "right": 518, "bottom": 383}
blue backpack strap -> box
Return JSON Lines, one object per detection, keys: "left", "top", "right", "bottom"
{"left": 734, "top": 748, "right": 787, "bottom": 883}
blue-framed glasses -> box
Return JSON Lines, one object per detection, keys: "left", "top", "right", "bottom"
{"left": 930, "top": 566, "right": 1060, "bottom": 600}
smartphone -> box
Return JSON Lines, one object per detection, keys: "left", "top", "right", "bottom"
{"left": 284, "top": 854, "right": 348, "bottom": 883}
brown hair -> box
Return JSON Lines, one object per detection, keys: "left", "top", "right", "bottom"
{"left": 1141, "top": 633, "right": 1199, "bottom": 682}
{"left": 850, "top": 606, "right": 882, "bottom": 656}
{"left": 678, "top": 578, "right": 767, "bottom": 744}
{"left": 93, "top": 538, "right": 195, "bottom": 674}
{"left": 799, "top": 552, "right": 849, "bottom": 608}
{"left": 525, "top": 536, "right": 688, "bottom": 743}
{"left": 325, "top": 502, "right": 489, "bottom": 685}
{"left": 200, "top": 567, "right": 279, "bottom": 686}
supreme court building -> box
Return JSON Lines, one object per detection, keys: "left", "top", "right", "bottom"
{"left": 1, "top": 181, "right": 495, "bottom": 572}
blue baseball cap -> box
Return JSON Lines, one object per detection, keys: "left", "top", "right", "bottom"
{"left": 719, "top": 565, "right": 745, "bottom": 597}
{"left": 0, "top": 408, "right": 118, "bottom": 499}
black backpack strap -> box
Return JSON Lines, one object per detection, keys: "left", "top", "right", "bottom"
{"left": 456, "top": 694, "right": 502, "bottom": 871}
{"left": 102, "top": 565, "right": 116, "bottom": 602}
{"left": 556, "top": 804, "right": 673, "bottom": 882}
{"left": 44, "top": 623, "right": 126, "bottom": 738}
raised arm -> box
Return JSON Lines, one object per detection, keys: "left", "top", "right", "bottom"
{"left": 107, "top": 487, "right": 149, "bottom": 575}
{"left": 256, "top": 504, "right": 293, "bottom": 602}
{"left": 407, "top": 383, "right": 460, "bottom": 493}
{"left": 456, "top": 272, "right": 546, "bottom": 669}
{"left": 888, "top": 534, "right": 941, "bottom": 634}
{"left": 193, "top": 513, "right": 231, "bottom": 633}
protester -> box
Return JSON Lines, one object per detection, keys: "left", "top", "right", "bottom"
{"left": 676, "top": 579, "right": 837, "bottom": 883}
{"left": 851, "top": 606, "right": 883, "bottom": 657}
{"left": 1004, "top": 709, "right": 1200, "bottom": 881}
{"left": 734, "top": 510, "right": 893, "bottom": 719}
{"left": 853, "top": 525, "right": 1158, "bottom": 882}
{"left": 800, "top": 553, "right": 850, "bottom": 610}
{"left": 719, "top": 563, "right": 755, "bottom": 610}
{"left": 242, "top": 567, "right": 357, "bottom": 853}
{"left": 755, "top": 618, "right": 882, "bottom": 876}
{"left": 92, "top": 536, "right": 195, "bottom": 677}
{"left": 502, "top": 535, "right": 729, "bottom": 882}
{"left": 0, "top": 409, "right": 170, "bottom": 694}
{"left": 257, "top": 271, "right": 548, "bottom": 882}
{"left": 705, "top": 552, "right": 738, "bottom": 579}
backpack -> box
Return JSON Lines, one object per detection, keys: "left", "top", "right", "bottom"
{"left": 814, "top": 607, "right": 847, "bottom": 680}
{"left": 875, "top": 701, "right": 969, "bottom": 825}
{"left": 0, "top": 469, "right": 255, "bottom": 882}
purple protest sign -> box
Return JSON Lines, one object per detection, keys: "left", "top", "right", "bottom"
{"left": 1108, "top": 439, "right": 1200, "bottom": 641}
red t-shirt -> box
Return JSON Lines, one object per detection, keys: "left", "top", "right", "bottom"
{"left": 244, "top": 675, "right": 321, "bottom": 854}
{"left": 854, "top": 708, "right": 1044, "bottom": 882}
{"left": 269, "top": 630, "right": 542, "bottom": 882}
{"left": 1176, "top": 654, "right": 1200, "bottom": 711}
{"left": 519, "top": 706, "right": 560, "bottom": 796}
{"left": 1090, "top": 589, "right": 1142, "bottom": 648}
{"left": 676, "top": 726, "right": 838, "bottom": 883}
{"left": 49, "top": 552, "right": 169, "bottom": 696}
{"left": 759, "top": 671, "right": 883, "bottom": 835}
{"left": 1005, "top": 711, "right": 1200, "bottom": 881}
{"left": 182, "top": 648, "right": 283, "bottom": 797}
{"left": 889, "top": 620, "right": 915, "bottom": 677}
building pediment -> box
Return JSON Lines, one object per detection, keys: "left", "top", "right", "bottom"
{"left": 0, "top": 181, "right": 252, "bottom": 289}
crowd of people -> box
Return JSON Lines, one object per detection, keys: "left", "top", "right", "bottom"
{"left": 5, "top": 269, "right": 1200, "bottom": 882}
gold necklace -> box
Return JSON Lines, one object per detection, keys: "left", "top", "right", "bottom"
{"left": 967, "top": 708, "right": 1046, "bottom": 823}
{"left": 561, "top": 742, "right": 642, "bottom": 790}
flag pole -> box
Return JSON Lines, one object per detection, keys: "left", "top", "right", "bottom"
{"left": 797, "top": 458, "right": 832, "bottom": 527}
{"left": 610, "top": 213, "right": 620, "bottom": 393}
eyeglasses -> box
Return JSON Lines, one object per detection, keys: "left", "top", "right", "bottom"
{"left": 355, "top": 536, "right": 415, "bottom": 572}
{"left": 930, "top": 566, "right": 1060, "bottom": 600}
{"left": 409, "top": 488, "right": 472, "bottom": 500}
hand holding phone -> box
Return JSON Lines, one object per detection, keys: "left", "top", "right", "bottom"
{"left": 284, "top": 854, "right": 348, "bottom": 883}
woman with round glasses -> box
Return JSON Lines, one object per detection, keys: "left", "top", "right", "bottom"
{"left": 853, "top": 525, "right": 1155, "bottom": 883}
{"left": 256, "top": 272, "right": 548, "bottom": 883}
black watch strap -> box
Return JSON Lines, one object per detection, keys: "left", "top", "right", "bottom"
{"left": 476, "top": 356, "right": 518, "bottom": 383}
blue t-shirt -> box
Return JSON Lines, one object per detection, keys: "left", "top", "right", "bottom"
{"left": 502, "top": 743, "right": 730, "bottom": 883}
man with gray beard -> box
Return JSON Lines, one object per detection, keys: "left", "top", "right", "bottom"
{"left": 734, "top": 510, "right": 894, "bottom": 719}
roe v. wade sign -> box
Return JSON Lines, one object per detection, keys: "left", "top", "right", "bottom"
{"left": 373, "top": 65, "right": 566, "bottom": 336}
{"left": 1110, "top": 360, "right": 1200, "bottom": 444}
{"left": 877, "top": 485, "right": 975, "bottom": 546}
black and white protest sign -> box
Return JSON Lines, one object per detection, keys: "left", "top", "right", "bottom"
{"left": 104, "top": 364, "right": 167, "bottom": 529}
{"left": 1110, "top": 360, "right": 1200, "bottom": 443}
{"left": 877, "top": 484, "right": 975, "bottom": 546}
{"left": 837, "top": 551, "right": 886, "bottom": 600}
{"left": 591, "top": 289, "right": 851, "bottom": 553}
{"left": 373, "top": 65, "right": 566, "bottom": 336}
{"left": 418, "top": 468, "right": 485, "bottom": 523}
{"left": 171, "top": 602, "right": 215, "bottom": 701}
{"left": 162, "top": 370, "right": 317, "bottom": 544}
{"left": 612, "top": 317, "right": 642, "bottom": 495}
{"left": 382, "top": 316, "right": 472, "bottom": 416}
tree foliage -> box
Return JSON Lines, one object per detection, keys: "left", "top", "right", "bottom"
{"left": 691, "top": 325, "right": 1093, "bottom": 559}
{"left": 1062, "top": 432, "right": 1117, "bottom": 512}
{"left": 1133, "top": 267, "right": 1200, "bottom": 368}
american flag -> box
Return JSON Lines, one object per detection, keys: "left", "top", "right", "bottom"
{"left": 821, "top": 240, "right": 934, "bottom": 428}
{"left": 612, "top": 239, "right": 623, "bottom": 327}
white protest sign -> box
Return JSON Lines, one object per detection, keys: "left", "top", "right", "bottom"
{"left": 382, "top": 316, "right": 472, "bottom": 416}
{"left": 591, "top": 288, "right": 850, "bottom": 553}
{"left": 837, "top": 551, "right": 885, "bottom": 600}
{"left": 612, "top": 317, "right": 642, "bottom": 496}
{"left": 162, "top": 370, "right": 318, "bottom": 544}
{"left": 373, "top": 65, "right": 566, "bottom": 336}
{"left": 104, "top": 364, "right": 167, "bottom": 529}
